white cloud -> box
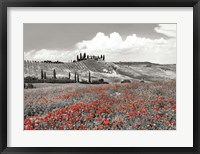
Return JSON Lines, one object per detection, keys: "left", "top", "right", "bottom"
{"left": 77, "top": 32, "right": 168, "bottom": 52}
{"left": 24, "top": 26, "right": 176, "bottom": 64}
{"left": 154, "top": 24, "right": 176, "bottom": 37}
{"left": 76, "top": 31, "right": 176, "bottom": 64}
{"left": 24, "top": 49, "right": 78, "bottom": 62}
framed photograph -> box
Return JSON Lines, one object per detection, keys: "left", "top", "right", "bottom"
{"left": 0, "top": 0, "right": 200, "bottom": 153}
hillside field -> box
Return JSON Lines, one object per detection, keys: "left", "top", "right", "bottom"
{"left": 24, "top": 59, "right": 176, "bottom": 83}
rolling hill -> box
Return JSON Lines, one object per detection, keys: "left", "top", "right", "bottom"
{"left": 24, "top": 59, "right": 176, "bottom": 83}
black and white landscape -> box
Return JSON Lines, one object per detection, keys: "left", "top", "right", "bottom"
{"left": 24, "top": 24, "right": 176, "bottom": 130}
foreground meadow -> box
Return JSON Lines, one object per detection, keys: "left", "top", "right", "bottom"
{"left": 24, "top": 81, "right": 176, "bottom": 130}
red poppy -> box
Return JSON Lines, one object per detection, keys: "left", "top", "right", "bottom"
{"left": 112, "top": 125, "right": 117, "bottom": 129}
{"left": 165, "top": 121, "right": 170, "bottom": 125}
{"left": 96, "top": 117, "right": 103, "bottom": 121}
{"left": 133, "top": 125, "right": 138, "bottom": 129}
{"left": 129, "top": 113, "right": 134, "bottom": 117}
{"left": 156, "top": 115, "right": 161, "bottom": 119}
{"left": 103, "top": 119, "right": 109, "bottom": 125}
{"left": 135, "top": 111, "right": 139, "bottom": 115}
{"left": 25, "top": 125, "right": 32, "bottom": 130}
{"left": 141, "top": 109, "right": 146, "bottom": 113}
{"left": 164, "top": 106, "right": 168, "bottom": 110}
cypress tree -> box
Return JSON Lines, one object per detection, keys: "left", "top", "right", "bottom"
{"left": 77, "top": 55, "right": 79, "bottom": 61}
{"left": 53, "top": 69, "right": 56, "bottom": 79}
{"left": 89, "top": 72, "right": 91, "bottom": 83}
{"left": 80, "top": 53, "right": 82, "bottom": 60}
{"left": 69, "top": 72, "right": 71, "bottom": 79}
{"left": 77, "top": 73, "right": 79, "bottom": 82}
{"left": 83, "top": 53, "right": 86, "bottom": 59}
{"left": 74, "top": 72, "right": 77, "bottom": 83}
{"left": 41, "top": 69, "right": 43, "bottom": 79}
{"left": 44, "top": 72, "right": 46, "bottom": 79}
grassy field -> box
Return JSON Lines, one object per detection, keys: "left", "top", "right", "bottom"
{"left": 24, "top": 59, "right": 176, "bottom": 83}
{"left": 24, "top": 81, "right": 176, "bottom": 130}
{"left": 31, "top": 83, "right": 74, "bottom": 88}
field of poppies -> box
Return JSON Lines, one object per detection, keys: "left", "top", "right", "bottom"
{"left": 24, "top": 81, "right": 176, "bottom": 130}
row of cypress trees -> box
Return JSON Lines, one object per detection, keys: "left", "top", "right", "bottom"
{"left": 41, "top": 69, "right": 92, "bottom": 83}
{"left": 41, "top": 69, "right": 56, "bottom": 79}
{"left": 76, "top": 53, "right": 105, "bottom": 61}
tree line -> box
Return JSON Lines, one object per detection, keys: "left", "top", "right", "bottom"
{"left": 24, "top": 69, "right": 108, "bottom": 84}
{"left": 75, "top": 53, "right": 105, "bottom": 62}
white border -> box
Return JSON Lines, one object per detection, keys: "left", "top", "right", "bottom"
{"left": 7, "top": 7, "right": 193, "bottom": 147}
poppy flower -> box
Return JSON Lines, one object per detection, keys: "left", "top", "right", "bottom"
{"left": 156, "top": 115, "right": 161, "bottom": 119}
{"left": 141, "top": 109, "right": 146, "bottom": 113}
{"left": 25, "top": 125, "right": 32, "bottom": 130}
{"left": 129, "top": 113, "right": 134, "bottom": 117}
{"left": 165, "top": 121, "right": 170, "bottom": 125}
{"left": 103, "top": 119, "right": 109, "bottom": 125}
{"left": 96, "top": 117, "right": 103, "bottom": 121}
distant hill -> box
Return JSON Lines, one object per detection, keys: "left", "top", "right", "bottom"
{"left": 24, "top": 59, "right": 176, "bottom": 83}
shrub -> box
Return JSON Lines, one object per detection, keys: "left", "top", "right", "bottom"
{"left": 24, "top": 76, "right": 43, "bottom": 83}
{"left": 99, "top": 79, "right": 104, "bottom": 83}
{"left": 146, "top": 64, "right": 152, "bottom": 67}
{"left": 79, "top": 79, "right": 89, "bottom": 84}
{"left": 92, "top": 79, "right": 109, "bottom": 84}
{"left": 45, "top": 78, "right": 75, "bottom": 83}
{"left": 121, "top": 79, "right": 131, "bottom": 83}
{"left": 24, "top": 83, "right": 34, "bottom": 89}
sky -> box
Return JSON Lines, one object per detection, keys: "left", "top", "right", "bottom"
{"left": 24, "top": 23, "right": 176, "bottom": 64}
